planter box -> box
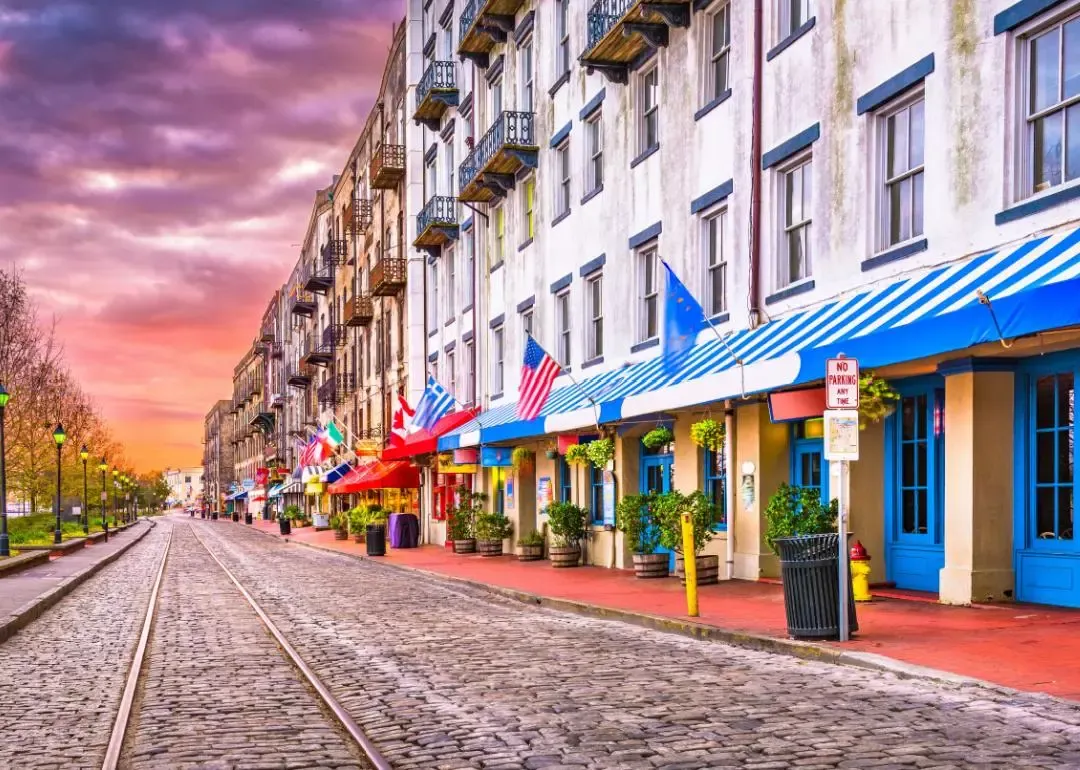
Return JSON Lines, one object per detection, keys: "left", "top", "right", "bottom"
{"left": 518, "top": 544, "right": 543, "bottom": 561}
{"left": 333, "top": 530, "right": 348, "bottom": 541}
{"left": 675, "top": 554, "right": 720, "bottom": 585}
{"left": 549, "top": 545, "right": 581, "bottom": 568}
{"left": 477, "top": 539, "right": 503, "bottom": 557}
{"left": 452, "top": 538, "right": 476, "bottom": 554}
{"left": 633, "top": 553, "right": 669, "bottom": 579}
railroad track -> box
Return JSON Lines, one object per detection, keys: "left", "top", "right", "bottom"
{"left": 101, "top": 519, "right": 391, "bottom": 770}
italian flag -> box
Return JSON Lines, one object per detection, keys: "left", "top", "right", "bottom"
{"left": 324, "top": 420, "right": 344, "bottom": 449}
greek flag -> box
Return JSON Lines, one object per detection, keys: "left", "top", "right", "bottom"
{"left": 412, "top": 375, "right": 456, "bottom": 432}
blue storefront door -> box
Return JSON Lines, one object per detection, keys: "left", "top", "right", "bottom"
{"left": 641, "top": 451, "right": 675, "bottom": 570}
{"left": 885, "top": 383, "right": 945, "bottom": 593}
{"left": 791, "top": 421, "right": 830, "bottom": 504}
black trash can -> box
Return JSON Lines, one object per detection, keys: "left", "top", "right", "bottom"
{"left": 232, "top": 512, "right": 240, "bottom": 523}
{"left": 211, "top": 511, "right": 219, "bottom": 521}
{"left": 244, "top": 513, "right": 253, "bottom": 525}
{"left": 366, "top": 523, "right": 386, "bottom": 556}
{"left": 774, "top": 533, "right": 858, "bottom": 640}
{"left": 279, "top": 517, "right": 291, "bottom": 536}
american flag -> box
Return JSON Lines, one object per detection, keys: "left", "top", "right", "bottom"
{"left": 517, "top": 335, "right": 561, "bottom": 421}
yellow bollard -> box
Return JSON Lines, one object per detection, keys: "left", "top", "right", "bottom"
{"left": 681, "top": 512, "right": 699, "bottom": 617}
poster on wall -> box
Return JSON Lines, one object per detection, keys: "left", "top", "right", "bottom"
{"left": 537, "top": 476, "right": 552, "bottom": 514}
{"left": 506, "top": 477, "right": 515, "bottom": 510}
{"left": 601, "top": 470, "right": 615, "bottom": 526}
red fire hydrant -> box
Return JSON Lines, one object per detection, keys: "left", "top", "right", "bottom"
{"left": 850, "top": 540, "right": 872, "bottom": 602}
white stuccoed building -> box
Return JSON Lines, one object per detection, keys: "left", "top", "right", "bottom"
{"left": 165, "top": 467, "right": 204, "bottom": 509}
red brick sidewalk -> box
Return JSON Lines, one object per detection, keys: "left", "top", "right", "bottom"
{"left": 250, "top": 518, "right": 1080, "bottom": 701}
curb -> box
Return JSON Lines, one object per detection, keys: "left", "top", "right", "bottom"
{"left": 248, "top": 526, "right": 1062, "bottom": 703}
{"left": 0, "top": 520, "right": 156, "bottom": 646}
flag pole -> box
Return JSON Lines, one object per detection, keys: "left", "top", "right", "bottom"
{"left": 527, "top": 333, "right": 601, "bottom": 433}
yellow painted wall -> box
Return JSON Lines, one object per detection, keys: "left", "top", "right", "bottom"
{"left": 846, "top": 420, "right": 887, "bottom": 584}
{"left": 733, "top": 401, "right": 788, "bottom": 579}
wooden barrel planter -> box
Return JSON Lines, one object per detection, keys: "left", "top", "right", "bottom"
{"left": 633, "top": 553, "right": 669, "bottom": 579}
{"left": 352, "top": 533, "right": 365, "bottom": 544}
{"left": 477, "top": 539, "right": 503, "bottom": 557}
{"left": 518, "top": 545, "right": 543, "bottom": 562}
{"left": 453, "top": 538, "right": 476, "bottom": 554}
{"left": 676, "top": 554, "right": 720, "bottom": 585}
{"left": 334, "top": 530, "right": 348, "bottom": 541}
{"left": 550, "top": 545, "right": 581, "bottom": 568}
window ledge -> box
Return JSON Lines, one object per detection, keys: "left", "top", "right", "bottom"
{"left": 765, "top": 279, "right": 816, "bottom": 305}
{"left": 444, "top": 317, "right": 455, "bottom": 328}
{"left": 427, "top": 329, "right": 439, "bottom": 338}
{"left": 706, "top": 311, "right": 730, "bottom": 326}
{"left": 694, "top": 89, "right": 732, "bottom": 122}
{"left": 582, "top": 356, "right": 605, "bottom": 369}
{"left": 861, "top": 237, "right": 929, "bottom": 272}
{"left": 766, "top": 17, "right": 816, "bottom": 62}
{"left": 631, "top": 337, "right": 659, "bottom": 353}
{"left": 517, "top": 237, "right": 534, "bottom": 252}
{"left": 996, "top": 183, "right": 1080, "bottom": 225}
{"left": 462, "top": 303, "right": 474, "bottom": 313}
{"left": 581, "top": 184, "right": 604, "bottom": 206}
{"left": 489, "top": 260, "right": 504, "bottom": 274}
{"left": 548, "top": 70, "right": 570, "bottom": 97}
{"left": 630, "top": 144, "right": 660, "bottom": 169}
{"left": 552, "top": 209, "right": 571, "bottom": 228}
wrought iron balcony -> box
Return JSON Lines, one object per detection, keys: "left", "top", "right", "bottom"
{"left": 414, "top": 196, "right": 461, "bottom": 251}
{"left": 370, "top": 143, "right": 405, "bottom": 189}
{"left": 347, "top": 198, "right": 373, "bottom": 236}
{"left": 336, "top": 372, "right": 357, "bottom": 395}
{"left": 304, "top": 243, "right": 344, "bottom": 294}
{"left": 322, "top": 323, "right": 346, "bottom": 351}
{"left": 458, "top": 111, "right": 538, "bottom": 203}
{"left": 580, "top": 0, "right": 690, "bottom": 83}
{"left": 344, "top": 295, "right": 374, "bottom": 327}
{"left": 317, "top": 378, "right": 344, "bottom": 407}
{"left": 414, "top": 61, "right": 459, "bottom": 130}
{"left": 371, "top": 256, "right": 407, "bottom": 296}
{"left": 300, "top": 333, "right": 332, "bottom": 367}
{"left": 249, "top": 411, "right": 275, "bottom": 436}
{"left": 259, "top": 324, "right": 275, "bottom": 343}
{"left": 290, "top": 288, "right": 316, "bottom": 317}
{"left": 458, "top": 0, "right": 527, "bottom": 68}
{"left": 270, "top": 342, "right": 283, "bottom": 359}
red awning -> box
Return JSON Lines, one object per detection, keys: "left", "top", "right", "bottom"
{"left": 381, "top": 408, "right": 479, "bottom": 461}
{"left": 329, "top": 460, "right": 420, "bottom": 494}
{"left": 326, "top": 458, "right": 379, "bottom": 495}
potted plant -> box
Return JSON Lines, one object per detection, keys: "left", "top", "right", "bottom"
{"left": 476, "top": 511, "right": 513, "bottom": 556}
{"left": 280, "top": 504, "right": 301, "bottom": 535}
{"left": 615, "top": 493, "right": 666, "bottom": 578}
{"left": 517, "top": 530, "right": 544, "bottom": 561}
{"left": 654, "top": 490, "right": 719, "bottom": 585}
{"left": 511, "top": 446, "right": 534, "bottom": 473}
{"left": 689, "top": 418, "right": 725, "bottom": 451}
{"left": 330, "top": 512, "right": 348, "bottom": 541}
{"left": 545, "top": 500, "right": 587, "bottom": 567}
{"left": 642, "top": 426, "right": 674, "bottom": 450}
{"left": 564, "top": 443, "right": 590, "bottom": 467}
{"left": 859, "top": 373, "right": 900, "bottom": 428}
{"left": 586, "top": 438, "right": 615, "bottom": 469}
{"left": 348, "top": 505, "right": 369, "bottom": 543}
{"left": 447, "top": 485, "right": 484, "bottom": 554}
{"left": 764, "top": 483, "right": 852, "bottom": 640}
{"left": 544, "top": 440, "right": 558, "bottom": 460}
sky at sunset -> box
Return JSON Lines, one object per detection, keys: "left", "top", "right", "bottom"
{"left": 0, "top": 0, "right": 399, "bottom": 471}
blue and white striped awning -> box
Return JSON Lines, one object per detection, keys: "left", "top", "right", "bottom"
{"left": 439, "top": 226, "right": 1080, "bottom": 450}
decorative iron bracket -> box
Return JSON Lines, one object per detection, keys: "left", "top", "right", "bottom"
{"left": 624, "top": 22, "right": 669, "bottom": 48}
{"left": 479, "top": 14, "right": 514, "bottom": 35}
{"left": 584, "top": 63, "right": 629, "bottom": 85}
{"left": 459, "top": 51, "right": 490, "bottom": 69}
{"left": 642, "top": 2, "right": 691, "bottom": 28}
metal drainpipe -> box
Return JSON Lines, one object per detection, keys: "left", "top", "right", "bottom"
{"left": 748, "top": 0, "right": 764, "bottom": 329}
{"left": 724, "top": 401, "right": 736, "bottom": 580}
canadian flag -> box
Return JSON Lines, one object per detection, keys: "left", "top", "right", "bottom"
{"left": 389, "top": 393, "right": 415, "bottom": 446}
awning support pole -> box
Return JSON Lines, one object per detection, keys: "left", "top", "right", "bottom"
{"left": 976, "top": 290, "right": 1015, "bottom": 349}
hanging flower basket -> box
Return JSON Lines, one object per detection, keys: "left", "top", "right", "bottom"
{"left": 859, "top": 373, "right": 900, "bottom": 429}
{"left": 511, "top": 446, "right": 535, "bottom": 472}
{"left": 689, "top": 418, "right": 725, "bottom": 451}
{"left": 564, "top": 443, "right": 590, "bottom": 466}
{"left": 586, "top": 438, "right": 615, "bottom": 468}
{"left": 642, "top": 426, "right": 674, "bottom": 450}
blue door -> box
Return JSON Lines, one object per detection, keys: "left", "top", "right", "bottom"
{"left": 885, "top": 383, "right": 945, "bottom": 593}
{"left": 791, "top": 420, "right": 830, "bottom": 503}
{"left": 641, "top": 446, "right": 675, "bottom": 570}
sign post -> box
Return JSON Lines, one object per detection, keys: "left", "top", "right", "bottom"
{"left": 825, "top": 356, "right": 860, "bottom": 642}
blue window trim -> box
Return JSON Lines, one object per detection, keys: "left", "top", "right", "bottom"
{"left": 427, "top": 350, "right": 439, "bottom": 362}
{"left": 694, "top": 88, "right": 732, "bottom": 122}
{"left": 462, "top": 329, "right": 474, "bottom": 343}
{"left": 766, "top": 17, "right": 816, "bottom": 61}
{"left": 996, "top": 182, "right": 1080, "bottom": 225}
{"left": 690, "top": 179, "right": 734, "bottom": 214}
{"left": 549, "top": 121, "right": 572, "bottom": 149}
{"left": 995, "top": 0, "right": 1064, "bottom": 34}
{"left": 765, "top": 279, "right": 815, "bottom": 305}
{"left": 884, "top": 379, "right": 945, "bottom": 547}
{"left": 631, "top": 337, "right": 659, "bottom": 353}
{"left": 485, "top": 55, "right": 505, "bottom": 84}
{"left": 702, "top": 448, "right": 728, "bottom": 531}
{"left": 513, "top": 10, "right": 535, "bottom": 44}
{"left": 552, "top": 209, "right": 571, "bottom": 228}
{"left": 790, "top": 425, "right": 830, "bottom": 503}
{"left": 516, "top": 295, "right": 535, "bottom": 313}
{"left": 856, "top": 54, "right": 935, "bottom": 115}
{"left": 550, "top": 273, "right": 572, "bottom": 293}
{"left": 424, "top": 143, "right": 438, "bottom": 164}
{"left": 557, "top": 455, "right": 572, "bottom": 503}
{"left": 517, "top": 238, "right": 534, "bottom": 252}
{"left": 582, "top": 356, "right": 605, "bottom": 369}
{"left": 630, "top": 143, "right": 660, "bottom": 168}
{"left": 629, "top": 221, "right": 662, "bottom": 249}
{"left": 444, "top": 340, "right": 456, "bottom": 353}
{"left": 762, "top": 123, "right": 820, "bottom": 169}
{"left": 581, "top": 184, "right": 604, "bottom": 206}
{"left": 861, "top": 237, "right": 929, "bottom": 272}
{"left": 589, "top": 464, "right": 605, "bottom": 524}
{"left": 579, "top": 88, "right": 606, "bottom": 120}
{"left": 548, "top": 70, "right": 570, "bottom": 97}
{"left": 488, "top": 313, "right": 505, "bottom": 329}
{"left": 579, "top": 253, "right": 606, "bottom": 277}
{"left": 462, "top": 216, "right": 474, "bottom": 231}
{"left": 423, "top": 32, "right": 436, "bottom": 58}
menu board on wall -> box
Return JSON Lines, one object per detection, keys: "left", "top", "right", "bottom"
{"left": 537, "top": 476, "right": 552, "bottom": 513}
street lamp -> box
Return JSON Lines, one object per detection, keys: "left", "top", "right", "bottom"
{"left": 112, "top": 469, "right": 119, "bottom": 524}
{"left": 52, "top": 424, "right": 66, "bottom": 545}
{"left": 80, "top": 445, "right": 89, "bottom": 535}
{"left": 0, "top": 384, "right": 10, "bottom": 557}
{"left": 99, "top": 460, "right": 108, "bottom": 539}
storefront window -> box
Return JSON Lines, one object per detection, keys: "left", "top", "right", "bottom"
{"left": 900, "top": 394, "right": 930, "bottom": 535}
{"left": 703, "top": 449, "right": 727, "bottom": 528}
{"left": 557, "top": 455, "right": 572, "bottom": 502}
{"left": 590, "top": 465, "right": 604, "bottom": 524}
{"left": 491, "top": 467, "right": 506, "bottom": 515}
{"left": 1034, "top": 373, "right": 1075, "bottom": 541}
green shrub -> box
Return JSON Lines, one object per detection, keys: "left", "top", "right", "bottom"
{"left": 615, "top": 493, "right": 660, "bottom": 555}
{"left": 517, "top": 530, "right": 544, "bottom": 547}
{"left": 642, "top": 426, "right": 674, "bottom": 449}
{"left": 545, "top": 500, "right": 587, "bottom": 548}
{"left": 653, "top": 490, "right": 717, "bottom": 556}
{"left": 446, "top": 486, "right": 485, "bottom": 540}
{"left": 763, "top": 483, "right": 838, "bottom": 552}
{"left": 475, "top": 512, "right": 513, "bottom": 541}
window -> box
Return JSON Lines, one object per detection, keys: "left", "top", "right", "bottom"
{"left": 555, "top": 140, "right": 571, "bottom": 217}
{"left": 779, "top": 156, "right": 813, "bottom": 287}
{"left": 585, "top": 113, "right": 603, "bottom": 194}
{"left": 464, "top": 340, "right": 475, "bottom": 404}
{"left": 1033, "top": 373, "right": 1074, "bottom": 541}
{"left": 520, "top": 307, "right": 533, "bottom": 349}
{"left": 779, "top": 0, "right": 814, "bottom": 39}
{"left": 555, "top": 289, "right": 571, "bottom": 367}
{"left": 586, "top": 272, "right": 603, "bottom": 360}
{"left": 703, "top": 3, "right": 731, "bottom": 104}
{"left": 704, "top": 208, "right": 727, "bottom": 316}
{"left": 493, "top": 206, "right": 505, "bottom": 266}
{"left": 522, "top": 177, "right": 535, "bottom": 240}
{"left": 491, "top": 76, "right": 503, "bottom": 118}
{"left": 638, "top": 246, "right": 659, "bottom": 342}
{"left": 447, "top": 248, "right": 456, "bottom": 318}
{"left": 704, "top": 448, "right": 727, "bottom": 528}
{"left": 425, "top": 154, "right": 437, "bottom": 199}
{"left": 1023, "top": 14, "right": 1080, "bottom": 196}
{"left": 638, "top": 66, "right": 659, "bottom": 154}
{"left": 492, "top": 467, "right": 506, "bottom": 515}
{"left": 431, "top": 360, "right": 439, "bottom": 383}
{"left": 492, "top": 325, "right": 504, "bottom": 394}
{"left": 464, "top": 231, "right": 475, "bottom": 306}
{"left": 447, "top": 350, "right": 456, "bottom": 397}
{"left": 519, "top": 38, "right": 534, "bottom": 112}
{"left": 440, "top": 17, "right": 453, "bottom": 60}
{"left": 557, "top": 455, "right": 572, "bottom": 502}
{"left": 555, "top": 0, "right": 570, "bottom": 79}
{"left": 428, "top": 260, "right": 439, "bottom": 329}
{"left": 879, "top": 96, "right": 925, "bottom": 248}
{"left": 446, "top": 140, "right": 455, "bottom": 197}
{"left": 590, "top": 465, "right": 604, "bottom": 524}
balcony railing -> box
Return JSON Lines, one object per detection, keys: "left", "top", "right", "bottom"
{"left": 371, "top": 257, "right": 407, "bottom": 296}
{"left": 259, "top": 324, "right": 275, "bottom": 343}
{"left": 347, "top": 198, "right": 373, "bottom": 236}
{"left": 337, "top": 372, "right": 357, "bottom": 395}
{"left": 458, "top": 111, "right": 538, "bottom": 203}
{"left": 370, "top": 143, "right": 405, "bottom": 189}
{"left": 321, "top": 324, "right": 347, "bottom": 350}
{"left": 415, "top": 196, "right": 461, "bottom": 249}
{"left": 458, "top": 0, "right": 525, "bottom": 68}
{"left": 344, "top": 295, "right": 374, "bottom": 327}
{"left": 317, "top": 378, "right": 343, "bottom": 407}
{"left": 290, "top": 289, "right": 316, "bottom": 317}
{"left": 581, "top": 0, "right": 689, "bottom": 83}
{"left": 414, "top": 61, "right": 459, "bottom": 130}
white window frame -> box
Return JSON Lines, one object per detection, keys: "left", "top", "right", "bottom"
{"left": 875, "top": 90, "right": 925, "bottom": 252}
{"left": 492, "top": 325, "right": 505, "bottom": 395}
{"left": 637, "top": 245, "right": 659, "bottom": 343}
{"left": 585, "top": 112, "right": 603, "bottom": 194}
{"left": 447, "top": 350, "right": 456, "bottom": 397}
{"left": 702, "top": 2, "right": 731, "bottom": 105}
{"left": 425, "top": 155, "right": 437, "bottom": 200}
{"left": 777, "top": 152, "right": 813, "bottom": 289}
{"left": 779, "top": 0, "right": 814, "bottom": 40}
{"left": 555, "top": 140, "right": 571, "bottom": 217}
{"left": 463, "top": 230, "right": 475, "bottom": 307}
{"left": 555, "top": 0, "right": 570, "bottom": 79}
{"left": 493, "top": 204, "right": 506, "bottom": 267}
{"left": 491, "top": 76, "right": 503, "bottom": 120}
{"left": 521, "top": 175, "right": 536, "bottom": 241}
{"left": 520, "top": 307, "right": 534, "bottom": 351}
{"left": 447, "top": 247, "right": 457, "bottom": 319}
{"left": 585, "top": 271, "right": 604, "bottom": 361}
{"left": 519, "top": 37, "right": 534, "bottom": 113}
{"left": 703, "top": 207, "right": 728, "bottom": 317}
{"left": 637, "top": 65, "right": 660, "bottom": 155}
{"left": 428, "top": 260, "right": 440, "bottom": 330}
{"left": 445, "top": 139, "right": 455, "bottom": 197}
{"left": 555, "top": 289, "right": 571, "bottom": 368}
{"left": 464, "top": 340, "right": 475, "bottom": 404}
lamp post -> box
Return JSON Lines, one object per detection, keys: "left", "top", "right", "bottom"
{"left": 80, "top": 445, "right": 89, "bottom": 535}
{"left": 99, "top": 460, "right": 108, "bottom": 540}
{"left": 112, "top": 469, "right": 119, "bottom": 524}
{"left": 52, "top": 424, "right": 66, "bottom": 545}
{"left": 0, "top": 384, "right": 10, "bottom": 557}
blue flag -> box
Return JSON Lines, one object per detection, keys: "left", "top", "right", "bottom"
{"left": 661, "top": 259, "right": 707, "bottom": 375}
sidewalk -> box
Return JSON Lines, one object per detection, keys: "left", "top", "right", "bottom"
{"left": 251, "top": 519, "right": 1080, "bottom": 701}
